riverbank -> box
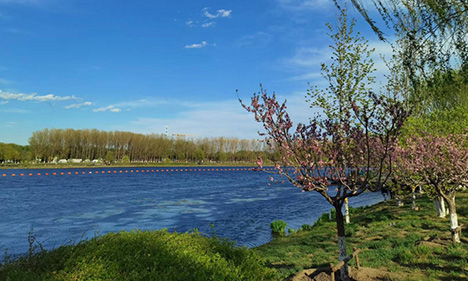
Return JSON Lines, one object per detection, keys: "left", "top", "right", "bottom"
{"left": 255, "top": 191, "right": 468, "bottom": 280}
{"left": 1, "top": 192, "right": 466, "bottom": 280}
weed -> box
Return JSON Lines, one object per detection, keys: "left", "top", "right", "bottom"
{"left": 270, "top": 220, "right": 287, "bottom": 236}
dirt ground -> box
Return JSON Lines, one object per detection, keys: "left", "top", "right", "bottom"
{"left": 285, "top": 266, "right": 404, "bottom": 281}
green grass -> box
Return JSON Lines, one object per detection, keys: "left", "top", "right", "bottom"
{"left": 255, "top": 191, "right": 468, "bottom": 280}
{"left": 3, "top": 193, "right": 468, "bottom": 280}
{"left": 0, "top": 230, "right": 274, "bottom": 281}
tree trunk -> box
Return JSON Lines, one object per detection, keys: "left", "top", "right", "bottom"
{"left": 344, "top": 198, "right": 350, "bottom": 224}
{"left": 445, "top": 196, "right": 461, "bottom": 243}
{"left": 434, "top": 196, "right": 447, "bottom": 218}
{"left": 411, "top": 188, "right": 416, "bottom": 209}
{"left": 396, "top": 197, "right": 403, "bottom": 207}
{"left": 335, "top": 205, "right": 349, "bottom": 281}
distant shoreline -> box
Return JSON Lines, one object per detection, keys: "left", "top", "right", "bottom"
{"left": 0, "top": 162, "right": 265, "bottom": 170}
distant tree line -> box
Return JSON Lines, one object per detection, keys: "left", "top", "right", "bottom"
{"left": 0, "top": 143, "right": 30, "bottom": 163}
{"left": 21, "top": 128, "right": 278, "bottom": 164}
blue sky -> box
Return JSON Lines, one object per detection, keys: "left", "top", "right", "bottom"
{"left": 0, "top": 0, "right": 392, "bottom": 145}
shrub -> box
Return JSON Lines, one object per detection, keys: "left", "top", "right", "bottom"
{"left": 122, "top": 155, "right": 130, "bottom": 163}
{"left": 0, "top": 230, "right": 274, "bottom": 281}
{"left": 300, "top": 224, "right": 313, "bottom": 231}
{"left": 270, "top": 220, "right": 287, "bottom": 236}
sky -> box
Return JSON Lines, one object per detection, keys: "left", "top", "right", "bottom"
{"left": 0, "top": 0, "right": 393, "bottom": 145}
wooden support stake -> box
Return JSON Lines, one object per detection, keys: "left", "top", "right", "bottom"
{"left": 330, "top": 263, "right": 335, "bottom": 281}
{"left": 353, "top": 247, "right": 360, "bottom": 269}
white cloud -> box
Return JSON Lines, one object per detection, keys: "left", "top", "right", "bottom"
{"left": 0, "top": 90, "right": 77, "bottom": 102}
{"left": 287, "top": 72, "right": 323, "bottom": 81}
{"left": 0, "top": 100, "right": 7, "bottom": 105}
{"left": 285, "top": 46, "right": 331, "bottom": 69}
{"left": 114, "top": 98, "right": 170, "bottom": 109}
{"left": 93, "top": 105, "right": 121, "bottom": 113}
{"left": 277, "top": 0, "right": 331, "bottom": 11}
{"left": 184, "top": 41, "right": 216, "bottom": 49}
{"left": 201, "top": 22, "right": 215, "bottom": 28}
{"left": 65, "top": 101, "right": 92, "bottom": 109}
{"left": 186, "top": 20, "right": 196, "bottom": 27}
{"left": 203, "top": 8, "right": 232, "bottom": 19}
{"left": 116, "top": 92, "right": 317, "bottom": 140}
{"left": 282, "top": 39, "right": 395, "bottom": 84}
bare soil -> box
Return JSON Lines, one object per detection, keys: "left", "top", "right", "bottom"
{"left": 285, "top": 266, "right": 405, "bottom": 281}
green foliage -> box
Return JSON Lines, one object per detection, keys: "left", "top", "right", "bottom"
{"left": 216, "top": 152, "right": 228, "bottom": 162}
{"left": 288, "top": 228, "right": 297, "bottom": 234}
{"left": 105, "top": 151, "right": 115, "bottom": 163}
{"left": 0, "top": 142, "right": 30, "bottom": 163}
{"left": 313, "top": 210, "right": 336, "bottom": 227}
{"left": 299, "top": 224, "right": 313, "bottom": 231}
{"left": 193, "top": 149, "right": 205, "bottom": 161}
{"left": 401, "top": 105, "right": 468, "bottom": 137}
{"left": 122, "top": 155, "right": 130, "bottom": 164}
{"left": 0, "top": 230, "right": 273, "bottom": 281}
{"left": 270, "top": 220, "right": 287, "bottom": 236}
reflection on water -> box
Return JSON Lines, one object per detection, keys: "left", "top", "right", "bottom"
{"left": 0, "top": 167, "right": 384, "bottom": 257}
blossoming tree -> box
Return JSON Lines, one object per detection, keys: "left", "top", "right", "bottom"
{"left": 240, "top": 8, "right": 408, "bottom": 280}
{"left": 397, "top": 134, "right": 468, "bottom": 243}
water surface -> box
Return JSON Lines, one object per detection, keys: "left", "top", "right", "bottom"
{"left": 0, "top": 167, "right": 384, "bottom": 257}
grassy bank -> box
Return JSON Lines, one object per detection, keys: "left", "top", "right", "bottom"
{"left": 255, "top": 191, "right": 468, "bottom": 280}
{"left": 2, "top": 193, "right": 468, "bottom": 280}
{"left": 0, "top": 230, "right": 273, "bottom": 281}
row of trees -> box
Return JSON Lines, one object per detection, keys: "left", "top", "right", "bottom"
{"left": 27, "top": 129, "right": 275, "bottom": 163}
{"left": 0, "top": 143, "right": 30, "bottom": 163}
{"left": 242, "top": 1, "right": 468, "bottom": 280}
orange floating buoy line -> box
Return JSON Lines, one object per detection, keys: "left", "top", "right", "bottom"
{"left": 0, "top": 166, "right": 276, "bottom": 178}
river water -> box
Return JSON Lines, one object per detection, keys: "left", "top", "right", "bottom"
{"left": 0, "top": 167, "right": 383, "bottom": 257}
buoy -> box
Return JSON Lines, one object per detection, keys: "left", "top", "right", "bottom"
{"left": 45, "top": 173, "right": 49, "bottom": 175}
{"left": 20, "top": 174, "right": 24, "bottom": 176}
{"left": 29, "top": 173, "right": 33, "bottom": 176}
{"left": 53, "top": 173, "right": 57, "bottom": 175}
{"left": 2, "top": 174, "right": 6, "bottom": 177}
{"left": 12, "top": 174, "right": 15, "bottom": 177}
{"left": 37, "top": 173, "right": 41, "bottom": 176}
